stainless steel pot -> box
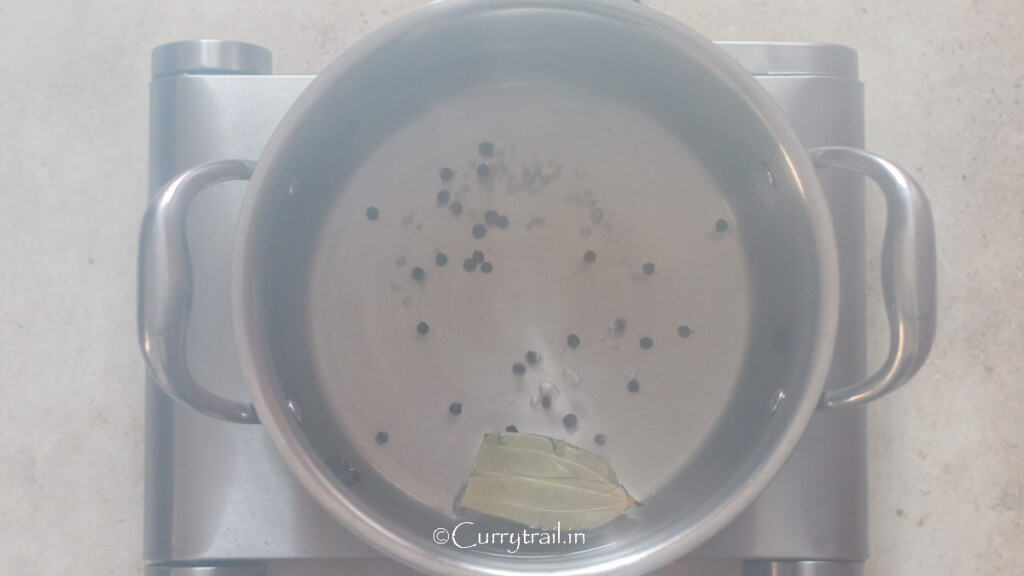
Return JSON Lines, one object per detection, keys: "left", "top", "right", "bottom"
{"left": 138, "top": 1, "right": 936, "bottom": 575}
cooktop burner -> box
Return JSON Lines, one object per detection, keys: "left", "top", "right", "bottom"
{"left": 145, "top": 40, "right": 867, "bottom": 576}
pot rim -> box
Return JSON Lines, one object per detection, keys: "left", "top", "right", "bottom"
{"left": 233, "top": 1, "right": 840, "bottom": 574}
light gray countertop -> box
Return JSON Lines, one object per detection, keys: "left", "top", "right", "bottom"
{"left": 0, "top": 0, "right": 1021, "bottom": 575}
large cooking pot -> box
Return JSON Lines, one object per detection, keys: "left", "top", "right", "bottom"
{"left": 138, "top": 1, "right": 936, "bottom": 574}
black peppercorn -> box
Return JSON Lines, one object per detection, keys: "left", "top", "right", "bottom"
{"left": 614, "top": 318, "right": 626, "bottom": 335}
{"left": 567, "top": 334, "right": 580, "bottom": 349}
{"left": 562, "top": 413, "right": 578, "bottom": 430}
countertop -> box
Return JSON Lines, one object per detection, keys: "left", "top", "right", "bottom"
{"left": 0, "top": 0, "right": 1021, "bottom": 574}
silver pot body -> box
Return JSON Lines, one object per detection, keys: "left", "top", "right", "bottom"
{"left": 138, "top": 1, "right": 936, "bottom": 575}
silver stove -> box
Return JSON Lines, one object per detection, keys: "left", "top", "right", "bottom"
{"left": 145, "top": 39, "right": 867, "bottom": 576}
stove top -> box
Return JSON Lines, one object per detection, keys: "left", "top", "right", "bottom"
{"left": 145, "top": 40, "right": 867, "bottom": 576}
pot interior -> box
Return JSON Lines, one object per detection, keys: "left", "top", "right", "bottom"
{"left": 241, "top": 1, "right": 829, "bottom": 571}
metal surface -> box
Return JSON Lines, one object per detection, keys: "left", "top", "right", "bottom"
{"left": 227, "top": 2, "right": 842, "bottom": 573}
{"left": 146, "top": 72, "right": 372, "bottom": 563}
{"left": 142, "top": 36, "right": 924, "bottom": 576}
{"left": 810, "top": 147, "right": 936, "bottom": 408}
{"left": 742, "top": 560, "right": 863, "bottom": 576}
{"left": 697, "top": 72, "right": 867, "bottom": 563}
{"left": 140, "top": 160, "right": 259, "bottom": 423}
{"left": 717, "top": 43, "right": 858, "bottom": 79}
{"left": 152, "top": 40, "right": 272, "bottom": 79}
{"left": 147, "top": 565, "right": 267, "bottom": 576}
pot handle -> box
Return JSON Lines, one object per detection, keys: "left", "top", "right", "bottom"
{"left": 138, "top": 159, "right": 260, "bottom": 423}
{"left": 809, "top": 147, "right": 936, "bottom": 409}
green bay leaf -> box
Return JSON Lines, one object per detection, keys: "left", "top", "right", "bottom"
{"left": 457, "top": 432, "right": 638, "bottom": 530}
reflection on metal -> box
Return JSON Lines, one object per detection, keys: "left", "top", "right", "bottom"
{"left": 810, "top": 147, "right": 936, "bottom": 409}
{"left": 743, "top": 560, "right": 863, "bottom": 576}
{"left": 139, "top": 159, "right": 259, "bottom": 423}
{"left": 152, "top": 40, "right": 272, "bottom": 79}
{"left": 146, "top": 564, "right": 267, "bottom": 576}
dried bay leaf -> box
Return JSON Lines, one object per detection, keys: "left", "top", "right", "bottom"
{"left": 457, "top": 432, "right": 639, "bottom": 530}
